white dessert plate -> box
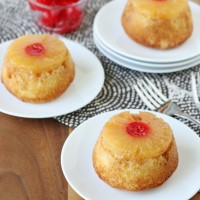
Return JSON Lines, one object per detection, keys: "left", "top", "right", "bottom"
{"left": 61, "top": 109, "right": 200, "bottom": 200}
{"left": 94, "top": 0, "right": 200, "bottom": 63}
{"left": 94, "top": 35, "right": 200, "bottom": 73}
{"left": 94, "top": 31, "right": 200, "bottom": 68}
{"left": 0, "top": 38, "right": 104, "bottom": 118}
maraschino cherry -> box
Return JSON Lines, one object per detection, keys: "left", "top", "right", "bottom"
{"left": 126, "top": 122, "right": 150, "bottom": 137}
{"left": 25, "top": 43, "right": 45, "bottom": 56}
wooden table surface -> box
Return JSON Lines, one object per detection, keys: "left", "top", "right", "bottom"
{"left": 0, "top": 112, "right": 199, "bottom": 200}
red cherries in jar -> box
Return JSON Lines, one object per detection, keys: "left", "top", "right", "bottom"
{"left": 28, "top": 0, "right": 87, "bottom": 33}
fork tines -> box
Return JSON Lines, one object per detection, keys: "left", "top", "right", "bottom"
{"left": 134, "top": 77, "right": 169, "bottom": 110}
{"left": 191, "top": 71, "right": 200, "bottom": 107}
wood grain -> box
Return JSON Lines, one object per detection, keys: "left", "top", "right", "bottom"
{"left": 0, "top": 113, "right": 69, "bottom": 200}
{"left": 0, "top": 112, "right": 200, "bottom": 200}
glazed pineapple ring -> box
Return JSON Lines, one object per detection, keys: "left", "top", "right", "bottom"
{"left": 130, "top": 0, "right": 189, "bottom": 19}
{"left": 121, "top": 0, "right": 193, "bottom": 49}
{"left": 93, "top": 111, "right": 179, "bottom": 191}
{"left": 1, "top": 34, "right": 75, "bottom": 103}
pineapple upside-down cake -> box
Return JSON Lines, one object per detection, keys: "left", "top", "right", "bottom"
{"left": 1, "top": 34, "right": 75, "bottom": 103}
{"left": 93, "top": 111, "right": 178, "bottom": 191}
{"left": 122, "top": 0, "right": 193, "bottom": 49}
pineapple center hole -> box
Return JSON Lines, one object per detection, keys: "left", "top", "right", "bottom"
{"left": 25, "top": 43, "right": 45, "bottom": 56}
{"left": 126, "top": 122, "right": 150, "bottom": 137}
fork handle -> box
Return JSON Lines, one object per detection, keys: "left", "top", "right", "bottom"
{"left": 173, "top": 113, "right": 200, "bottom": 126}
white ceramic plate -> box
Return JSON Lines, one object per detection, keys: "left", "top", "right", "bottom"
{"left": 61, "top": 109, "right": 200, "bottom": 200}
{"left": 94, "top": 0, "right": 200, "bottom": 63}
{"left": 0, "top": 38, "right": 104, "bottom": 118}
{"left": 94, "top": 31, "right": 200, "bottom": 68}
{"left": 94, "top": 35, "right": 200, "bottom": 73}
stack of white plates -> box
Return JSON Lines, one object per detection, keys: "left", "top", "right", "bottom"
{"left": 93, "top": 0, "right": 200, "bottom": 73}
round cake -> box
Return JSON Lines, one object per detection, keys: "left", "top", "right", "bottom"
{"left": 121, "top": 0, "right": 193, "bottom": 49}
{"left": 93, "top": 111, "right": 178, "bottom": 191}
{"left": 1, "top": 34, "right": 75, "bottom": 103}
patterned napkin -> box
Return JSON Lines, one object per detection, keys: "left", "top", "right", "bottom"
{"left": 0, "top": 0, "right": 199, "bottom": 136}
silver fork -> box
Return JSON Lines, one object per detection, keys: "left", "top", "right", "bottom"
{"left": 134, "top": 77, "right": 200, "bottom": 126}
{"left": 191, "top": 71, "right": 200, "bottom": 109}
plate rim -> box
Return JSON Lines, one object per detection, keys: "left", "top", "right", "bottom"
{"left": 93, "top": 34, "right": 200, "bottom": 73}
{"left": 94, "top": 32, "right": 200, "bottom": 68}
